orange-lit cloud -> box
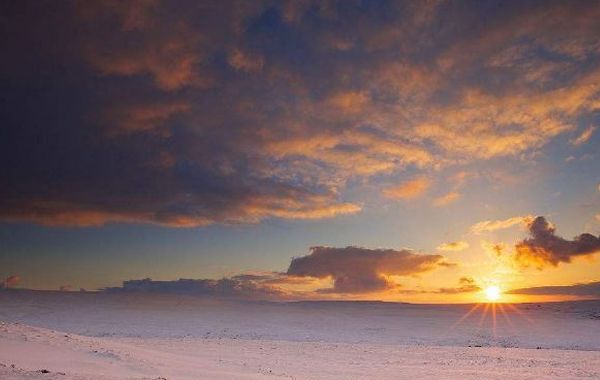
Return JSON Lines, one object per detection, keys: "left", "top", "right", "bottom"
{"left": 287, "top": 246, "right": 447, "bottom": 294}
{"left": 471, "top": 216, "right": 533, "bottom": 234}
{"left": 100, "top": 243, "right": 452, "bottom": 299}
{"left": 101, "top": 101, "right": 190, "bottom": 135}
{"left": 383, "top": 177, "right": 430, "bottom": 200}
{"left": 570, "top": 126, "right": 597, "bottom": 146}
{"left": 437, "top": 241, "right": 469, "bottom": 252}
{"left": 432, "top": 191, "right": 460, "bottom": 207}
{"left": 436, "top": 277, "right": 481, "bottom": 294}
{"left": 1, "top": 1, "right": 600, "bottom": 229}
{"left": 515, "top": 216, "right": 600, "bottom": 268}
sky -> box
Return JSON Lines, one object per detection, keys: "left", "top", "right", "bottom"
{"left": 1, "top": 0, "right": 599, "bottom": 303}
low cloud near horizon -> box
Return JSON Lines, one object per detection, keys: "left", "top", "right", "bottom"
{"left": 98, "top": 245, "right": 451, "bottom": 298}
{"left": 508, "top": 281, "right": 600, "bottom": 297}
{"left": 436, "top": 277, "right": 481, "bottom": 294}
{"left": 287, "top": 246, "right": 448, "bottom": 294}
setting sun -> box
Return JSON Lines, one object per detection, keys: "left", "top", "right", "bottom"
{"left": 484, "top": 286, "right": 501, "bottom": 302}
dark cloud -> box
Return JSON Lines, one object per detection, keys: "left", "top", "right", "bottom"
{"left": 514, "top": 216, "right": 600, "bottom": 268}
{"left": 1, "top": 1, "right": 600, "bottom": 227}
{"left": 508, "top": 281, "right": 600, "bottom": 297}
{"left": 100, "top": 245, "right": 449, "bottom": 298}
{"left": 104, "top": 275, "right": 287, "bottom": 300}
{"left": 287, "top": 246, "right": 447, "bottom": 294}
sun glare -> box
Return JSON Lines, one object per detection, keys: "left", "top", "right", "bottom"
{"left": 484, "top": 285, "right": 501, "bottom": 302}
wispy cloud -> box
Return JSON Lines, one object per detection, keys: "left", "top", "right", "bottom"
{"left": 437, "top": 241, "right": 469, "bottom": 252}
{"left": 432, "top": 192, "right": 460, "bottom": 207}
{"left": 570, "top": 126, "right": 597, "bottom": 146}
{"left": 471, "top": 216, "right": 533, "bottom": 234}
{"left": 383, "top": 177, "right": 430, "bottom": 200}
{"left": 436, "top": 277, "right": 481, "bottom": 294}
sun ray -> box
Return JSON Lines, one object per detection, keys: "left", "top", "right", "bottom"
{"left": 505, "top": 303, "right": 534, "bottom": 324}
{"left": 478, "top": 303, "right": 490, "bottom": 328}
{"left": 498, "top": 303, "right": 514, "bottom": 330}
{"left": 451, "top": 303, "right": 482, "bottom": 330}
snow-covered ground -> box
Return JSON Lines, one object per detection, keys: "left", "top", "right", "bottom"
{"left": 1, "top": 291, "right": 599, "bottom": 379}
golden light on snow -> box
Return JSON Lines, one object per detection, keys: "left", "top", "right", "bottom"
{"left": 484, "top": 285, "right": 501, "bottom": 302}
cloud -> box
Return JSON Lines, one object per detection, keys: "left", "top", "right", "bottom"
{"left": 102, "top": 101, "right": 190, "bottom": 135}
{"left": 79, "top": 2, "right": 209, "bottom": 91}
{"left": 383, "top": 177, "right": 430, "bottom": 200}
{"left": 0, "top": 191, "right": 361, "bottom": 228}
{"left": 2, "top": 1, "right": 600, "bottom": 228}
{"left": 101, "top": 243, "right": 451, "bottom": 299}
{"left": 437, "top": 241, "right": 469, "bottom": 252}
{"left": 508, "top": 281, "right": 600, "bottom": 297}
{"left": 287, "top": 246, "right": 448, "bottom": 294}
{"left": 104, "top": 275, "right": 288, "bottom": 300}
{"left": 481, "top": 241, "right": 506, "bottom": 257}
{"left": 2, "top": 275, "right": 21, "bottom": 288}
{"left": 227, "top": 48, "right": 264, "bottom": 73}
{"left": 436, "top": 277, "right": 481, "bottom": 294}
{"left": 514, "top": 216, "right": 600, "bottom": 268}
{"left": 570, "top": 126, "right": 597, "bottom": 146}
{"left": 471, "top": 216, "right": 533, "bottom": 234}
{"left": 432, "top": 191, "right": 460, "bottom": 207}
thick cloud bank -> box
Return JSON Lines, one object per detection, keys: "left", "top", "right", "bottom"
{"left": 2, "top": 1, "right": 600, "bottom": 227}
{"left": 514, "top": 216, "right": 600, "bottom": 268}
{"left": 287, "top": 246, "right": 446, "bottom": 293}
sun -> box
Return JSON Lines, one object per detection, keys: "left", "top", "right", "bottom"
{"left": 484, "top": 285, "right": 501, "bottom": 302}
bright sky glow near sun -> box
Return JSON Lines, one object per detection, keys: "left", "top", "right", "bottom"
{"left": 0, "top": 0, "right": 599, "bottom": 303}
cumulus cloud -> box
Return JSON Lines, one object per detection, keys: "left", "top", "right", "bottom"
{"left": 2, "top": 275, "right": 21, "bottom": 289}
{"left": 514, "top": 216, "right": 600, "bottom": 268}
{"left": 471, "top": 216, "right": 533, "bottom": 234}
{"left": 508, "top": 281, "right": 600, "bottom": 297}
{"left": 287, "top": 246, "right": 448, "bottom": 294}
{"left": 437, "top": 241, "right": 469, "bottom": 252}
{"left": 383, "top": 177, "right": 430, "bottom": 200}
